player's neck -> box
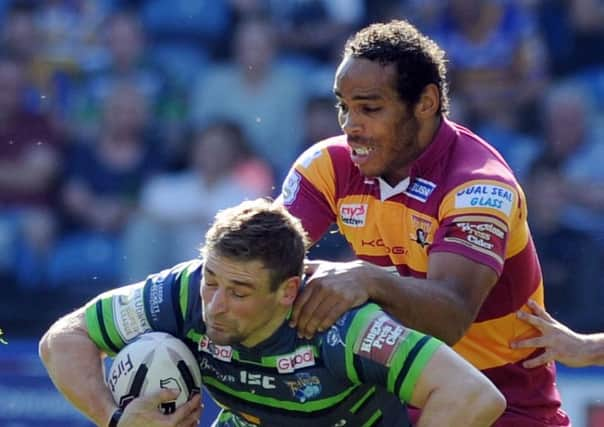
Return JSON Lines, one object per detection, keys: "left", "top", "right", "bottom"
{"left": 240, "top": 308, "right": 290, "bottom": 348}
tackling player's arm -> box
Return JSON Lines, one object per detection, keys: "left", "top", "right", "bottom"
{"left": 370, "top": 252, "right": 497, "bottom": 344}
{"left": 291, "top": 179, "right": 509, "bottom": 345}
{"left": 296, "top": 255, "right": 496, "bottom": 344}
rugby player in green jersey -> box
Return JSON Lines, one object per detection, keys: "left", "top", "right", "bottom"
{"left": 40, "top": 199, "right": 504, "bottom": 427}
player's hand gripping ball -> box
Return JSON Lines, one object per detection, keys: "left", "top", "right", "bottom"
{"left": 106, "top": 332, "right": 202, "bottom": 414}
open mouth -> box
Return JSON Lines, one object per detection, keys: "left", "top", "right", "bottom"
{"left": 350, "top": 145, "right": 375, "bottom": 166}
{"left": 351, "top": 146, "right": 374, "bottom": 156}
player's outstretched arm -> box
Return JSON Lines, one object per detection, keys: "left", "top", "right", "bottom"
{"left": 39, "top": 306, "right": 202, "bottom": 426}
{"left": 39, "top": 307, "right": 119, "bottom": 426}
{"left": 511, "top": 299, "right": 604, "bottom": 368}
{"left": 410, "top": 345, "right": 506, "bottom": 427}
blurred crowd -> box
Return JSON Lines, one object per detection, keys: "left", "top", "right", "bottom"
{"left": 2, "top": 0, "right": 604, "bottom": 335}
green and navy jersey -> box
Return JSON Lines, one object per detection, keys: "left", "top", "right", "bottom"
{"left": 86, "top": 260, "right": 442, "bottom": 427}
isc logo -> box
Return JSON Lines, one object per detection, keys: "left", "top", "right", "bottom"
{"left": 240, "top": 370, "right": 275, "bottom": 389}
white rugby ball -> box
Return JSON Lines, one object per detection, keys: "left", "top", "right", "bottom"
{"left": 106, "top": 332, "right": 202, "bottom": 414}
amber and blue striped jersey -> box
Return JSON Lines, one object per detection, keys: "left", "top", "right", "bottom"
{"left": 280, "top": 118, "right": 570, "bottom": 426}
{"left": 85, "top": 259, "right": 442, "bottom": 427}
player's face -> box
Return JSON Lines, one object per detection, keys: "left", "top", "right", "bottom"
{"left": 201, "top": 251, "right": 292, "bottom": 347}
{"left": 334, "top": 56, "right": 424, "bottom": 185}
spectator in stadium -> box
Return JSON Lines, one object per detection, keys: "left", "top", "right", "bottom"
{"left": 300, "top": 95, "right": 354, "bottom": 262}
{"left": 436, "top": 0, "right": 548, "bottom": 131}
{"left": 67, "top": 10, "right": 165, "bottom": 143}
{"left": 537, "top": 0, "right": 604, "bottom": 77}
{"left": 190, "top": 16, "right": 307, "bottom": 180}
{"left": 0, "top": 1, "right": 47, "bottom": 114}
{"left": 536, "top": 81, "right": 604, "bottom": 243}
{"left": 122, "top": 120, "right": 273, "bottom": 281}
{"left": 270, "top": 0, "right": 365, "bottom": 64}
{"left": 48, "top": 81, "right": 160, "bottom": 292}
{"left": 522, "top": 156, "right": 603, "bottom": 331}
{"left": 0, "top": 54, "right": 61, "bottom": 288}
{"left": 512, "top": 300, "right": 604, "bottom": 368}
{"left": 279, "top": 19, "right": 569, "bottom": 426}
{"left": 39, "top": 198, "right": 505, "bottom": 427}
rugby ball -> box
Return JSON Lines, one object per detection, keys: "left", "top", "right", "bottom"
{"left": 106, "top": 332, "right": 202, "bottom": 414}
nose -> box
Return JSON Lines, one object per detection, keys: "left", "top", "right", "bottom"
{"left": 340, "top": 111, "right": 362, "bottom": 136}
{"left": 207, "top": 287, "right": 228, "bottom": 315}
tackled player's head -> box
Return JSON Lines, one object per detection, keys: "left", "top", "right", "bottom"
{"left": 201, "top": 198, "right": 308, "bottom": 291}
{"left": 200, "top": 199, "right": 309, "bottom": 346}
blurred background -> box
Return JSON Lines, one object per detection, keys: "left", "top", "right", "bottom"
{"left": 0, "top": 0, "right": 603, "bottom": 426}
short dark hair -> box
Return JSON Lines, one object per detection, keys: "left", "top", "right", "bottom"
{"left": 201, "top": 199, "right": 309, "bottom": 291}
{"left": 344, "top": 20, "right": 449, "bottom": 114}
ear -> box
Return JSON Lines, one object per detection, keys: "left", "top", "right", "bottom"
{"left": 278, "top": 276, "right": 300, "bottom": 306}
{"left": 414, "top": 83, "right": 440, "bottom": 119}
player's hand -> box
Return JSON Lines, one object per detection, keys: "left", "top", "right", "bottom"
{"left": 511, "top": 300, "right": 590, "bottom": 368}
{"left": 290, "top": 259, "right": 370, "bottom": 339}
{"left": 118, "top": 389, "right": 202, "bottom": 426}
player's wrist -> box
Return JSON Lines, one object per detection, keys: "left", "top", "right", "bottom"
{"left": 360, "top": 261, "right": 383, "bottom": 301}
{"left": 107, "top": 407, "right": 123, "bottom": 427}
{"left": 584, "top": 333, "right": 604, "bottom": 366}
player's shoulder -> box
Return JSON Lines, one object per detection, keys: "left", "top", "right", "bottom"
{"left": 294, "top": 136, "right": 351, "bottom": 170}
{"left": 149, "top": 259, "right": 202, "bottom": 284}
{"left": 437, "top": 122, "right": 523, "bottom": 220}
{"left": 331, "top": 303, "right": 383, "bottom": 333}
{"left": 449, "top": 122, "right": 519, "bottom": 186}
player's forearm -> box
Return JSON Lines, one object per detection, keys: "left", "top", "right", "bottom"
{"left": 39, "top": 314, "right": 116, "bottom": 426}
{"left": 416, "top": 379, "right": 505, "bottom": 427}
{"left": 365, "top": 268, "right": 472, "bottom": 345}
{"left": 583, "top": 333, "right": 604, "bottom": 366}
{"left": 410, "top": 346, "right": 505, "bottom": 427}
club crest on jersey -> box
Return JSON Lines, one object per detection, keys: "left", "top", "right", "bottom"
{"left": 285, "top": 373, "right": 322, "bottom": 403}
{"left": 198, "top": 335, "right": 233, "bottom": 362}
{"left": 404, "top": 178, "right": 436, "bottom": 202}
{"left": 410, "top": 215, "right": 433, "bottom": 248}
{"left": 340, "top": 203, "right": 368, "bottom": 227}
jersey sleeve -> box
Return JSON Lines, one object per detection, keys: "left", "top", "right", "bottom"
{"left": 84, "top": 260, "right": 201, "bottom": 356}
{"left": 430, "top": 179, "right": 522, "bottom": 275}
{"left": 322, "top": 304, "right": 442, "bottom": 404}
{"left": 278, "top": 140, "right": 338, "bottom": 243}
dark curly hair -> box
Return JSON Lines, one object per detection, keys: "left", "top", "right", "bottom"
{"left": 344, "top": 20, "right": 449, "bottom": 114}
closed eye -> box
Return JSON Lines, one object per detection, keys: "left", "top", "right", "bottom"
{"left": 362, "top": 106, "right": 381, "bottom": 113}
{"left": 231, "top": 288, "right": 249, "bottom": 298}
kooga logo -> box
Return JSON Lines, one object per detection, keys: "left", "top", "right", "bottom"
{"left": 340, "top": 203, "right": 368, "bottom": 227}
